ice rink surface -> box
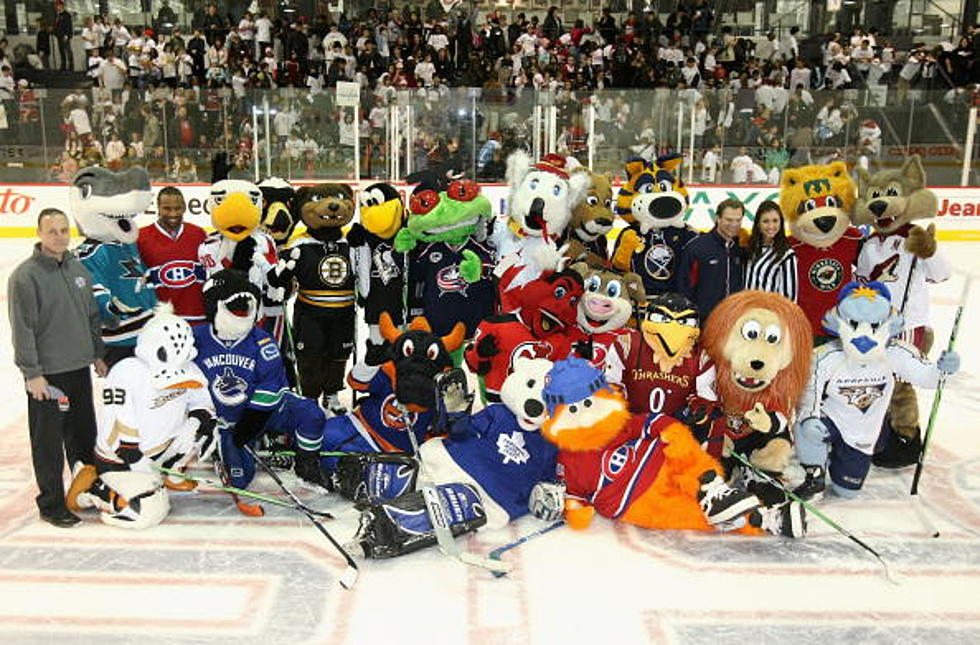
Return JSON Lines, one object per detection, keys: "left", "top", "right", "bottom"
{"left": 0, "top": 238, "right": 979, "bottom": 644}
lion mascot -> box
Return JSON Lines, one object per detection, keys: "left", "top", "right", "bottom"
{"left": 701, "top": 290, "right": 812, "bottom": 499}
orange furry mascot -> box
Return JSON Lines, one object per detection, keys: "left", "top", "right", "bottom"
{"left": 701, "top": 291, "right": 812, "bottom": 484}
{"left": 538, "top": 358, "right": 806, "bottom": 537}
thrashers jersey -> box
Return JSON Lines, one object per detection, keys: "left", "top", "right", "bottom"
{"left": 790, "top": 228, "right": 862, "bottom": 336}
{"left": 445, "top": 404, "right": 558, "bottom": 522}
{"left": 347, "top": 365, "right": 435, "bottom": 453}
{"left": 138, "top": 222, "right": 207, "bottom": 321}
{"left": 75, "top": 238, "right": 158, "bottom": 346}
{"left": 192, "top": 324, "right": 289, "bottom": 425}
{"left": 797, "top": 340, "right": 942, "bottom": 455}
{"left": 408, "top": 240, "right": 496, "bottom": 337}
{"left": 856, "top": 227, "right": 950, "bottom": 330}
{"left": 557, "top": 413, "right": 670, "bottom": 520}
{"left": 95, "top": 357, "right": 213, "bottom": 466}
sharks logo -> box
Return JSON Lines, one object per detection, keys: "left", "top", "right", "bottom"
{"left": 211, "top": 366, "right": 249, "bottom": 407}
{"left": 838, "top": 382, "right": 887, "bottom": 412}
{"left": 120, "top": 256, "right": 146, "bottom": 280}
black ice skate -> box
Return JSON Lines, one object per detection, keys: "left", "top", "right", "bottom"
{"left": 749, "top": 501, "right": 807, "bottom": 538}
{"left": 792, "top": 464, "right": 826, "bottom": 501}
{"left": 872, "top": 428, "right": 921, "bottom": 469}
{"left": 697, "top": 470, "right": 761, "bottom": 525}
{"left": 294, "top": 448, "right": 333, "bottom": 493}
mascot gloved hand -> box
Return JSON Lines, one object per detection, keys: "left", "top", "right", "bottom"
{"left": 853, "top": 156, "right": 952, "bottom": 468}
{"left": 793, "top": 281, "right": 958, "bottom": 501}
{"left": 540, "top": 358, "right": 806, "bottom": 537}
{"left": 65, "top": 303, "right": 215, "bottom": 529}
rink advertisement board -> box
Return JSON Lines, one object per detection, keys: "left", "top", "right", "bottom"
{"left": 1, "top": 182, "right": 980, "bottom": 240}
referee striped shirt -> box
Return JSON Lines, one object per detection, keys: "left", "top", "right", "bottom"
{"left": 745, "top": 246, "right": 798, "bottom": 301}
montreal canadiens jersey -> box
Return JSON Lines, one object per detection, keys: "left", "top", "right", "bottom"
{"left": 95, "top": 357, "right": 213, "bottom": 467}
{"left": 346, "top": 365, "right": 435, "bottom": 453}
{"left": 856, "top": 227, "right": 950, "bottom": 330}
{"left": 445, "top": 404, "right": 558, "bottom": 522}
{"left": 797, "top": 340, "right": 942, "bottom": 455}
{"left": 790, "top": 228, "right": 862, "bottom": 336}
{"left": 75, "top": 238, "right": 158, "bottom": 346}
{"left": 138, "top": 222, "right": 207, "bottom": 321}
{"left": 558, "top": 413, "right": 670, "bottom": 520}
{"left": 409, "top": 240, "right": 495, "bottom": 337}
{"left": 605, "top": 329, "right": 716, "bottom": 416}
{"left": 192, "top": 324, "right": 289, "bottom": 425}
{"left": 617, "top": 225, "right": 698, "bottom": 296}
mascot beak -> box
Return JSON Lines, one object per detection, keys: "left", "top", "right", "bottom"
{"left": 362, "top": 200, "right": 404, "bottom": 240}
{"left": 262, "top": 201, "right": 293, "bottom": 241}
{"left": 850, "top": 335, "right": 878, "bottom": 354}
{"left": 642, "top": 319, "right": 698, "bottom": 357}
{"left": 213, "top": 193, "right": 260, "bottom": 242}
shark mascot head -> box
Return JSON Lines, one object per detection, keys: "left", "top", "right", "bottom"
{"left": 69, "top": 166, "right": 153, "bottom": 244}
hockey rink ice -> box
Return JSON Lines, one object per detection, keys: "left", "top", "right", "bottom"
{"left": 0, "top": 237, "right": 979, "bottom": 644}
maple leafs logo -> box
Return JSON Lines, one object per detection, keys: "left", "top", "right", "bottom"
{"left": 497, "top": 431, "right": 530, "bottom": 465}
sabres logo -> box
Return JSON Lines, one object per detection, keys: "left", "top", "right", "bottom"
{"left": 839, "top": 383, "right": 887, "bottom": 412}
{"left": 436, "top": 265, "right": 468, "bottom": 296}
{"left": 643, "top": 243, "right": 675, "bottom": 281}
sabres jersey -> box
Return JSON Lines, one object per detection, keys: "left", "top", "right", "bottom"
{"left": 557, "top": 413, "right": 670, "bottom": 520}
{"left": 138, "top": 222, "right": 207, "bottom": 321}
{"left": 445, "top": 404, "right": 558, "bottom": 522}
{"left": 192, "top": 324, "right": 289, "bottom": 425}
{"left": 346, "top": 366, "right": 435, "bottom": 453}
{"left": 75, "top": 238, "right": 158, "bottom": 346}
{"left": 409, "top": 240, "right": 495, "bottom": 337}
{"left": 617, "top": 225, "right": 698, "bottom": 297}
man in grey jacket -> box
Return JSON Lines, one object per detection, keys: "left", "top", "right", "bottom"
{"left": 8, "top": 208, "right": 107, "bottom": 527}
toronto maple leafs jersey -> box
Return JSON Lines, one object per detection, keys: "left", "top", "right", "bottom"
{"left": 445, "top": 404, "right": 558, "bottom": 522}
{"left": 75, "top": 238, "right": 158, "bottom": 346}
{"left": 346, "top": 365, "right": 435, "bottom": 453}
{"left": 408, "top": 240, "right": 495, "bottom": 337}
{"left": 856, "top": 228, "right": 950, "bottom": 330}
{"left": 797, "top": 340, "right": 943, "bottom": 454}
{"left": 95, "top": 357, "right": 213, "bottom": 467}
{"left": 192, "top": 324, "right": 289, "bottom": 425}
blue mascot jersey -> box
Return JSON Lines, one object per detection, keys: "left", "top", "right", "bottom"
{"left": 76, "top": 239, "right": 157, "bottom": 346}
{"left": 192, "top": 324, "right": 289, "bottom": 424}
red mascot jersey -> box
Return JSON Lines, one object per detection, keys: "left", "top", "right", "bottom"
{"left": 138, "top": 222, "right": 207, "bottom": 321}
{"left": 790, "top": 227, "right": 862, "bottom": 336}
{"left": 558, "top": 413, "right": 670, "bottom": 520}
{"left": 608, "top": 330, "right": 715, "bottom": 416}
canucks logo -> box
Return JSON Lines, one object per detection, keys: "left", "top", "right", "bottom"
{"left": 436, "top": 265, "right": 468, "bottom": 296}
{"left": 839, "top": 383, "right": 887, "bottom": 412}
{"left": 212, "top": 366, "right": 248, "bottom": 407}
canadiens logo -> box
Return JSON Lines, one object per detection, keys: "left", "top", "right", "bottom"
{"left": 839, "top": 383, "right": 887, "bottom": 412}
{"left": 211, "top": 366, "right": 248, "bottom": 407}
{"left": 643, "top": 243, "right": 675, "bottom": 281}
{"left": 158, "top": 260, "right": 200, "bottom": 288}
{"left": 809, "top": 258, "right": 845, "bottom": 292}
{"left": 436, "top": 265, "right": 468, "bottom": 296}
{"left": 602, "top": 443, "right": 634, "bottom": 478}
{"left": 319, "top": 254, "right": 350, "bottom": 287}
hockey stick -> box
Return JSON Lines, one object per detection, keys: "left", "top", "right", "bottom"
{"left": 155, "top": 465, "right": 334, "bottom": 518}
{"left": 909, "top": 275, "right": 971, "bottom": 537}
{"left": 268, "top": 449, "right": 373, "bottom": 458}
{"left": 213, "top": 449, "right": 265, "bottom": 517}
{"left": 245, "top": 444, "right": 359, "bottom": 589}
{"left": 730, "top": 452, "right": 899, "bottom": 585}
{"left": 398, "top": 403, "right": 511, "bottom": 574}
{"left": 488, "top": 520, "right": 565, "bottom": 578}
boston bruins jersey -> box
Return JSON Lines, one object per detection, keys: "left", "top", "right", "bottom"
{"left": 283, "top": 235, "right": 356, "bottom": 311}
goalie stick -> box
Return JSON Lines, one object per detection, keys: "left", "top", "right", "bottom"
{"left": 397, "top": 401, "right": 511, "bottom": 575}
{"left": 245, "top": 445, "right": 359, "bottom": 589}
{"left": 155, "top": 465, "right": 334, "bottom": 518}
{"left": 731, "top": 452, "right": 899, "bottom": 585}
{"left": 488, "top": 520, "right": 565, "bottom": 578}
{"left": 909, "top": 275, "right": 971, "bottom": 538}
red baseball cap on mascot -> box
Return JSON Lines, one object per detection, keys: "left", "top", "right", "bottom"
{"left": 532, "top": 154, "right": 572, "bottom": 180}
{"left": 510, "top": 270, "right": 584, "bottom": 338}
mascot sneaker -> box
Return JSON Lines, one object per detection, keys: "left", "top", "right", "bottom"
{"left": 749, "top": 501, "right": 807, "bottom": 538}
{"left": 697, "top": 470, "right": 761, "bottom": 525}
{"left": 872, "top": 429, "right": 921, "bottom": 469}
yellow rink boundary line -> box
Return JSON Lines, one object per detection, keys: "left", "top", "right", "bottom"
{"left": 0, "top": 227, "right": 979, "bottom": 241}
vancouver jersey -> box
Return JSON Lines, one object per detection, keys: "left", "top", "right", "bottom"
{"left": 856, "top": 227, "right": 950, "bottom": 330}
{"left": 791, "top": 228, "right": 862, "bottom": 337}
{"left": 557, "top": 413, "right": 670, "bottom": 520}
{"left": 446, "top": 404, "right": 558, "bottom": 522}
{"left": 797, "top": 340, "right": 942, "bottom": 454}
{"left": 409, "top": 240, "right": 495, "bottom": 337}
{"left": 95, "top": 357, "right": 213, "bottom": 466}
{"left": 76, "top": 238, "right": 158, "bottom": 346}
{"left": 138, "top": 222, "right": 207, "bottom": 321}
{"left": 192, "top": 324, "right": 289, "bottom": 425}
{"left": 616, "top": 225, "right": 698, "bottom": 296}
{"left": 346, "top": 365, "right": 435, "bottom": 453}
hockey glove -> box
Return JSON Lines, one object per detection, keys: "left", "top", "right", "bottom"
{"left": 231, "top": 408, "right": 273, "bottom": 449}
{"left": 191, "top": 410, "right": 219, "bottom": 462}
{"left": 938, "top": 350, "right": 960, "bottom": 375}
{"left": 475, "top": 333, "right": 500, "bottom": 359}
{"left": 435, "top": 368, "right": 473, "bottom": 415}
{"left": 529, "top": 481, "right": 565, "bottom": 522}
{"left": 345, "top": 222, "right": 368, "bottom": 247}
{"left": 572, "top": 339, "right": 594, "bottom": 361}
{"left": 230, "top": 235, "right": 258, "bottom": 272}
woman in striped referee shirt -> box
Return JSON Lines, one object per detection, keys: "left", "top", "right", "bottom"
{"left": 745, "top": 200, "right": 798, "bottom": 301}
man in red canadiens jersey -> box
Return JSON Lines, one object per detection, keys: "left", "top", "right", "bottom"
{"left": 138, "top": 187, "right": 207, "bottom": 322}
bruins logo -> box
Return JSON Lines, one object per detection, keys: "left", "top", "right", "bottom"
{"left": 319, "top": 254, "right": 350, "bottom": 287}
